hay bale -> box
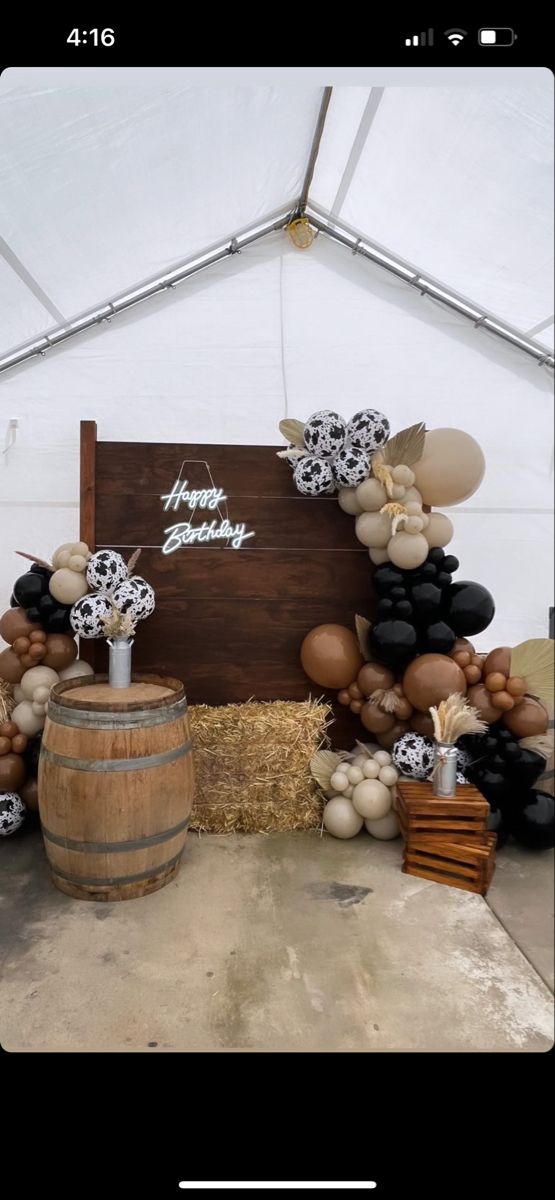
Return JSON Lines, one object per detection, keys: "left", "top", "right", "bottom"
{"left": 189, "top": 698, "right": 331, "bottom": 833}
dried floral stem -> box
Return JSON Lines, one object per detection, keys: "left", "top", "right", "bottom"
{"left": 430, "top": 692, "right": 488, "bottom": 744}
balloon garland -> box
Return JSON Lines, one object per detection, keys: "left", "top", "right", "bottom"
{"left": 0, "top": 542, "right": 157, "bottom": 837}
{"left": 280, "top": 409, "right": 554, "bottom": 851}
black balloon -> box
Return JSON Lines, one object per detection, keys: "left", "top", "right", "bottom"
{"left": 372, "top": 565, "right": 404, "bottom": 595}
{"left": 507, "top": 790, "right": 555, "bottom": 851}
{"left": 410, "top": 582, "right": 443, "bottom": 616}
{"left": 9, "top": 593, "right": 18, "bottom": 608}
{"left": 25, "top": 605, "right": 41, "bottom": 623}
{"left": 23, "top": 732, "right": 42, "bottom": 777}
{"left": 421, "top": 620, "right": 456, "bottom": 655}
{"left": 30, "top": 564, "right": 53, "bottom": 578}
{"left": 487, "top": 804, "right": 510, "bottom": 848}
{"left": 13, "top": 570, "right": 49, "bottom": 607}
{"left": 442, "top": 555, "right": 460, "bottom": 573}
{"left": 513, "top": 749, "right": 547, "bottom": 790}
{"left": 428, "top": 547, "right": 445, "bottom": 566}
{"left": 41, "top": 605, "right": 73, "bottom": 633}
{"left": 442, "top": 580, "right": 495, "bottom": 636}
{"left": 368, "top": 619, "right": 418, "bottom": 670}
{"left": 466, "top": 766, "right": 511, "bottom": 808}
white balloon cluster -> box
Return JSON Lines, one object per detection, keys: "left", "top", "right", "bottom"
{"left": 11, "top": 660, "right": 94, "bottom": 736}
{"left": 311, "top": 744, "right": 401, "bottom": 841}
{"left": 282, "top": 408, "right": 390, "bottom": 496}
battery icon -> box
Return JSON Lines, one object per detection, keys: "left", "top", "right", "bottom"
{"left": 479, "top": 28, "right": 516, "bottom": 45}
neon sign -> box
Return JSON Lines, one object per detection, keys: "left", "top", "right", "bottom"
{"left": 161, "top": 471, "right": 256, "bottom": 555}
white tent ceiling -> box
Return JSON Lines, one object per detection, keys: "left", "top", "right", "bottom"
{"left": 0, "top": 70, "right": 553, "bottom": 646}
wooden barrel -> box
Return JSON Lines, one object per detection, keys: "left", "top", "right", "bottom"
{"left": 38, "top": 675, "right": 194, "bottom": 902}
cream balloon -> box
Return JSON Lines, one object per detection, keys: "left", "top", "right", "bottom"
{"left": 351, "top": 779, "right": 392, "bottom": 820}
{"left": 374, "top": 751, "right": 392, "bottom": 766}
{"left": 364, "top": 810, "right": 401, "bottom": 840}
{"left": 20, "top": 665, "right": 59, "bottom": 700}
{"left": 403, "top": 486, "right": 423, "bottom": 505}
{"left": 13, "top": 684, "right": 24, "bottom": 704}
{"left": 11, "top": 700, "right": 45, "bottom": 737}
{"left": 51, "top": 542, "right": 75, "bottom": 569}
{"left": 369, "top": 548, "right": 390, "bottom": 565}
{"left": 49, "top": 568, "right": 89, "bottom": 605}
{"left": 412, "top": 428, "right": 485, "bottom": 507}
{"left": 355, "top": 477, "right": 387, "bottom": 512}
{"left": 323, "top": 796, "right": 364, "bottom": 839}
{"left": 338, "top": 487, "right": 364, "bottom": 516}
{"left": 378, "top": 765, "right": 399, "bottom": 787}
{"left": 356, "top": 511, "right": 391, "bottom": 549}
{"left": 387, "top": 530, "right": 429, "bottom": 569}
{"left": 58, "top": 659, "right": 94, "bottom": 680}
{"left": 425, "top": 512, "right": 454, "bottom": 548}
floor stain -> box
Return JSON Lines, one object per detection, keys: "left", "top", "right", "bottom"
{"left": 304, "top": 881, "right": 372, "bottom": 907}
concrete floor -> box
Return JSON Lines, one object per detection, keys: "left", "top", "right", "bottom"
{"left": 1, "top": 821, "right": 553, "bottom": 1052}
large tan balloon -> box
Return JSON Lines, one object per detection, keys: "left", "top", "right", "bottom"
{"left": 403, "top": 654, "right": 467, "bottom": 712}
{"left": 357, "top": 662, "right": 395, "bottom": 695}
{"left": 0, "top": 648, "right": 25, "bottom": 684}
{"left": 300, "top": 625, "right": 363, "bottom": 689}
{"left": 11, "top": 700, "right": 45, "bottom": 737}
{"left": 365, "top": 810, "right": 401, "bottom": 840}
{"left": 387, "top": 531, "right": 429, "bottom": 570}
{"left": 337, "top": 487, "right": 363, "bottom": 516}
{"left": 376, "top": 720, "right": 411, "bottom": 750}
{"left": 413, "top": 428, "right": 485, "bottom": 507}
{"left": 466, "top": 683, "right": 502, "bottom": 724}
{"left": 410, "top": 711, "right": 435, "bottom": 738}
{"left": 323, "top": 795, "right": 364, "bottom": 839}
{"left": 20, "top": 665, "right": 59, "bottom": 701}
{"left": 355, "top": 511, "right": 391, "bottom": 548}
{"left": 49, "top": 568, "right": 89, "bottom": 605}
{"left": 20, "top": 777, "right": 39, "bottom": 812}
{"left": 425, "top": 512, "right": 454, "bottom": 549}
{"left": 58, "top": 659, "right": 94, "bottom": 680}
{"left": 355, "top": 477, "right": 387, "bottom": 512}
{"left": 42, "top": 634, "right": 78, "bottom": 671}
{"left": 369, "top": 548, "right": 390, "bottom": 565}
{"left": 504, "top": 697, "right": 549, "bottom": 738}
{"left": 0, "top": 752, "right": 25, "bottom": 791}
{"left": 360, "top": 702, "right": 395, "bottom": 734}
{"left": 352, "top": 778, "right": 391, "bottom": 820}
{"left": 0, "top": 607, "right": 41, "bottom": 645}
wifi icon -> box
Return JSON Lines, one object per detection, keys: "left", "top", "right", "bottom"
{"left": 445, "top": 28, "right": 467, "bottom": 45}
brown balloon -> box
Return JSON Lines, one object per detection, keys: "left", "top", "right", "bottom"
{"left": 464, "top": 665, "right": 482, "bottom": 685}
{"left": 394, "top": 696, "right": 413, "bottom": 721}
{"left": 453, "top": 650, "right": 471, "bottom": 668}
{"left": 12, "top": 637, "right": 30, "bottom": 656}
{"left": 0, "top": 721, "right": 19, "bottom": 738}
{"left": 0, "top": 751, "right": 26, "bottom": 791}
{"left": 29, "top": 643, "right": 47, "bottom": 660}
{"left": 357, "top": 662, "right": 395, "bottom": 696}
{"left": 504, "top": 697, "right": 549, "bottom": 738}
{"left": 506, "top": 676, "right": 527, "bottom": 697}
{"left": 12, "top": 733, "right": 28, "bottom": 754}
{"left": 300, "top": 625, "right": 363, "bottom": 689}
{"left": 0, "top": 736, "right": 10, "bottom": 756}
{"left": 350, "top": 700, "right": 363, "bottom": 714}
{"left": 403, "top": 654, "right": 467, "bottom": 712}
{"left": 337, "top": 690, "right": 351, "bottom": 706}
{"left": 466, "top": 683, "right": 502, "bottom": 723}
{"left": 0, "top": 647, "right": 25, "bottom": 684}
{"left": 376, "top": 720, "right": 411, "bottom": 750}
{"left": 0, "top": 607, "right": 41, "bottom": 645}
{"left": 410, "top": 711, "right": 435, "bottom": 738}
{"left": 29, "top": 630, "right": 46, "bottom": 644}
{"left": 483, "top": 646, "right": 511, "bottom": 678}
{"left": 485, "top": 672, "right": 507, "bottom": 693}
{"left": 360, "top": 702, "right": 396, "bottom": 734}
{"left": 20, "top": 777, "right": 39, "bottom": 811}
{"left": 452, "top": 638, "right": 475, "bottom": 655}
{"left": 42, "top": 633, "right": 78, "bottom": 671}
{"left": 348, "top": 682, "right": 363, "bottom": 700}
{"left": 491, "top": 690, "right": 515, "bottom": 711}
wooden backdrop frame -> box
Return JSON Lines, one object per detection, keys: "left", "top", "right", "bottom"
{"left": 79, "top": 420, "right": 375, "bottom": 746}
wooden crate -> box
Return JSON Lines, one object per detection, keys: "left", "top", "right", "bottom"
{"left": 396, "top": 779, "right": 489, "bottom": 844}
{"left": 403, "top": 833, "right": 497, "bottom": 896}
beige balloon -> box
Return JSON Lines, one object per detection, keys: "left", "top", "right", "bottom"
{"left": 364, "top": 810, "right": 401, "bottom": 840}
{"left": 337, "top": 487, "right": 364, "bottom": 516}
{"left": 387, "top": 530, "right": 429, "bottom": 569}
{"left": 323, "top": 796, "right": 364, "bottom": 839}
{"left": 49, "top": 568, "right": 89, "bottom": 605}
{"left": 369, "top": 547, "right": 390, "bottom": 565}
{"left": 351, "top": 778, "right": 392, "bottom": 820}
{"left": 58, "top": 659, "right": 94, "bottom": 680}
{"left": 403, "top": 486, "right": 423, "bottom": 506}
{"left": 21, "top": 664, "right": 59, "bottom": 700}
{"left": 355, "top": 477, "right": 387, "bottom": 512}
{"left": 12, "top": 684, "right": 24, "bottom": 704}
{"left": 425, "top": 512, "right": 454, "bottom": 548}
{"left": 51, "top": 542, "right": 75, "bottom": 569}
{"left": 11, "top": 700, "right": 45, "bottom": 737}
{"left": 356, "top": 511, "right": 391, "bottom": 548}
{"left": 413, "top": 428, "right": 485, "bottom": 507}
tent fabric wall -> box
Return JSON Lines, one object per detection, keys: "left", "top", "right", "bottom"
{"left": 0, "top": 74, "right": 553, "bottom": 653}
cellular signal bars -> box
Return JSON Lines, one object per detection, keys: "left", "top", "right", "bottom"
{"left": 405, "top": 30, "right": 434, "bottom": 46}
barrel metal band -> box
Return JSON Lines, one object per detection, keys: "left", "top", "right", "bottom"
{"left": 50, "top": 850, "right": 183, "bottom": 888}
{"left": 40, "top": 740, "right": 192, "bottom": 773}
{"left": 47, "top": 696, "right": 188, "bottom": 730}
{"left": 41, "top": 815, "right": 190, "bottom": 854}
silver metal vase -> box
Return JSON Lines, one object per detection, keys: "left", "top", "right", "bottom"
{"left": 432, "top": 741, "right": 458, "bottom": 798}
{"left": 108, "top": 637, "right": 134, "bottom": 688}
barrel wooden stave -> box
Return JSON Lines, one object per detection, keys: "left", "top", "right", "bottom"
{"left": 38, "top": 675, "right": 194, "bottom": 902}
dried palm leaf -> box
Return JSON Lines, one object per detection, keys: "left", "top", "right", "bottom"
{"left": 510, "top": 640, "right": 554, "bottom": 710}
{"left": 101, "top": 605, "right": 136, "bottom": 639}
{"left": 126, "top": 548, "right": 142, "bottom": 575}
{"left": 279, "top": 418, "right": 306, "bottom": 449}
{"left": 310, "top": 749, "right": 344, "bottom": 791}
{"left": 382, "top": 422, "right": 426, "bottom": 467}
{"left": 15, "top": 550, "right": 53, "bottom": 570}
{"left": 355, "top": 614, "right": 372, "bottom": 661}
{"left": 430, "top": 692, "right": 488, "bottom": 744}
{"left": 518, "top": 733, "right": 554, "bottom": 761}
{"left": 355, "top": 740, "right": 374, "bottom": 758}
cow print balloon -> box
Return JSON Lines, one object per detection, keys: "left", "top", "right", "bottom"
{"left": 86, "top": 550, "right": 128, "bottom": 594}
{"left": 392, "top": 733, "right": 434, "bottom": 780}
{"left": 70, "top": 593, "right": 113, "bottom": 639}
{"left": 303, "top": 411, "right": 347, "bottom": 459}
{"left": 0, "top": 792, "right": 26, "bottom": 836}
{"left": 293, "top": 456, "right": 335, "bottom": 496}
{"left": 333, "top": 445, "right": 370, "bottom": 487}
{"left": 111, "top": 577, "right": 156, "bottom": 622}
{"left": 347, "top": 409, "right": 390, "bottom": 453}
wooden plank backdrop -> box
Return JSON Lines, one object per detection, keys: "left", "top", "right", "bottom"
{"left": 80, "top": 422, "right": 375, "bottom": 747}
